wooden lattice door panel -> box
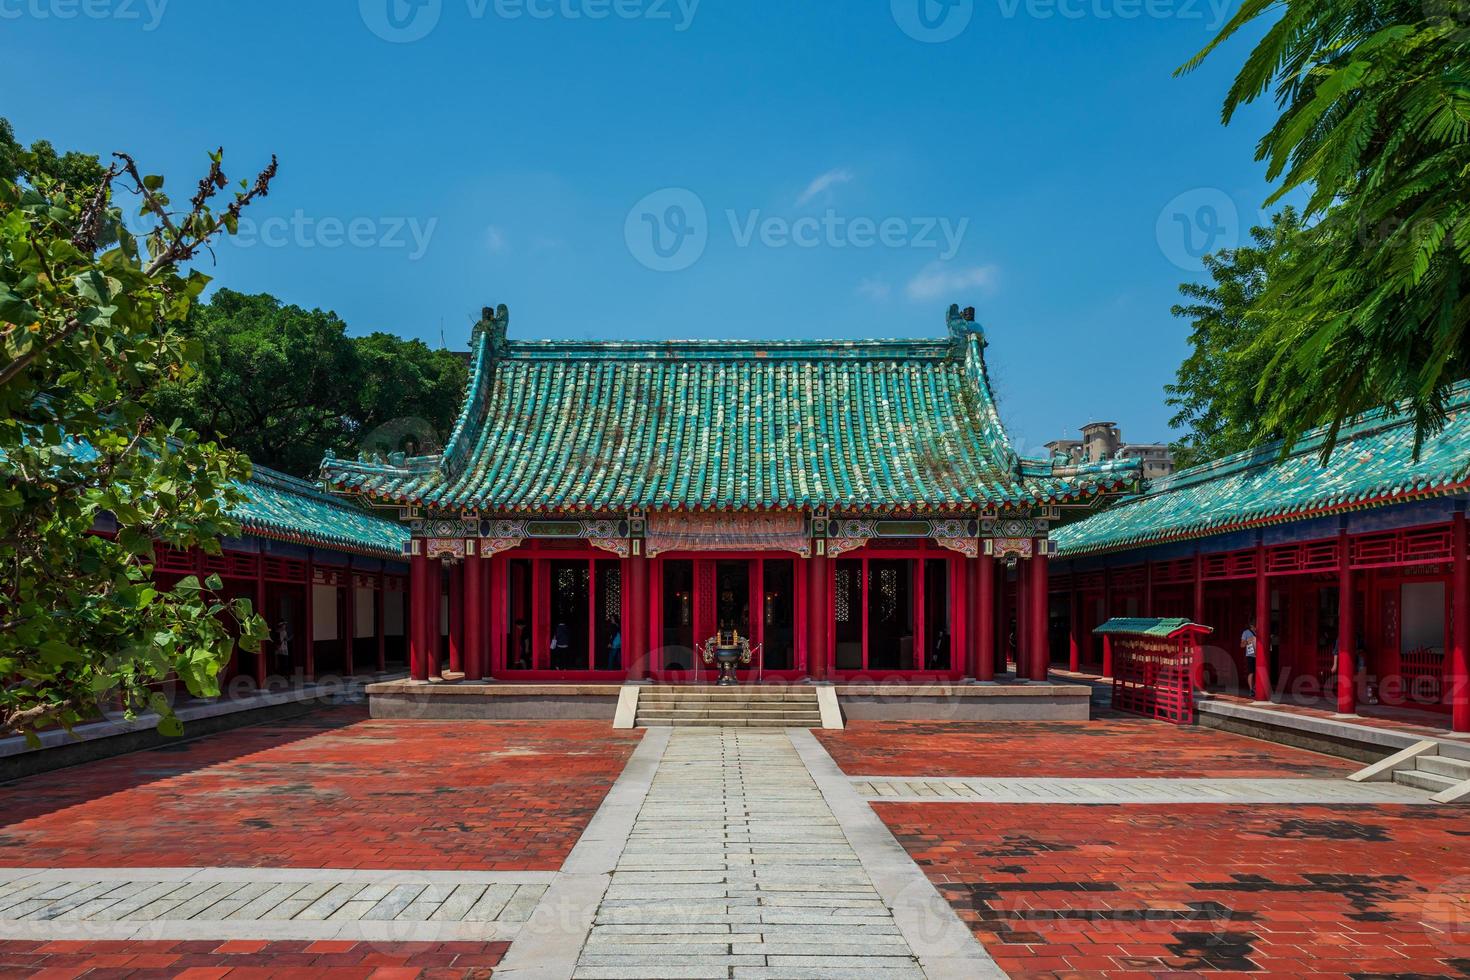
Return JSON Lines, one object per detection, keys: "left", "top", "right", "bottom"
{"left": 1110, "top": 637, "right": 1198, "bottom": 725}
{"left": 693, "top": 559, "right": 717, "bottom": 654}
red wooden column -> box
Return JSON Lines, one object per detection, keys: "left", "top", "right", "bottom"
{"left": 806, "top": 554, "right": 828, "bottom": 681}
{"left": 448, "top": 562, "right": 465, "bottom": 676}
{"left": 375, "top": 570, "right": 386, "bottom": 673}
{"left": 1254, "top": 542, "right": 1270, "bottom": 702}
{"left": 255, "top": 559, "right": 268, "bottom": 688}
{"left": 1336, "top": 530, "right": 1357, "bottom": 715}
{"left": 1193, "top": 551, "right": 1206, "bottom": 690}
{"left": 1101, "top": 567, "right": 1114, "bottom": 677}
{"left": 1067, "top": 561, "right": 1081, "bottom": 673}
{"left": 409, "top": 554, "right": 429, "bottom": 681}
{"left": 343, "top": 569, "right": 356, "bottom": 677}
{"left": 488, "top": 555, "right": 506, "bottom": 676}
{"left": 427, "top": 558, "right": 444, "bottom": 678}
{"left": 995, "top": 564, "right": 1009, "bottom": 675}
{"left": 303, "top": 550, "right": 316, "bottom": 682}
{"left": 976, "top": 553, "right": 995, "bottom": 681}
{"left": 464, "top": 553, "right": 485, "bottom": 680}
{"left": 625, "top": 553, "right": 648, "bottom": 678}
{"left": 1452, "top": 511, "right": 1470, "bottom": 732}
{"left": 1029, "top": 550, "right": 1050, "bottom": 681}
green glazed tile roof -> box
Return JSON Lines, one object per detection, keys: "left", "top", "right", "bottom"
{"left": 1094, "top": 617, "right": 1211, "bottom": 638}
{"left": 321, "top": 306, "right": 1140, "bottom": 514}
{"left": 1055, "top": 386, "right": 1470, "bottom": 558}
{"left": 233, "top": 464, "right": 408, "bottom": 559}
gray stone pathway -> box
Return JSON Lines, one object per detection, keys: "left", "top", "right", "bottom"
{"left": 850, "top": 776, "right": 1437, "bottom": 804}
{"left": 557, "top": 728, "right": 997, "bottom": 980}
{"left": 0, "top": 868, "right": 547, "bottom": 942}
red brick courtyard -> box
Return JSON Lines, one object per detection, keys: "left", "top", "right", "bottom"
{"left": 5, "top": 707, "right": 1470, "bottom": 977}
{"left": 816, "top": 714, "right": 1356, "bottom": 779}
{"left": 0, "top": 939, "right": 508, "bottom": 980}
{"left": 821, "top": 717, "right": 1470, "bottom": 978}
{"left": 0, "top": 706, "right": 642, "bottom": 872}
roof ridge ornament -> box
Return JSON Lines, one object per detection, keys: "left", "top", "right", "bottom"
{"left": 946, "top": 303, "right": 984, "bottom": 355}
{"left": 475, "top": 303, "right": 510, "bottom": 354}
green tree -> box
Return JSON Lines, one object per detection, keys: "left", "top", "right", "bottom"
{"left": 1167, "top": 209, "right": 1304, "bottom": 468}
{"left": 349, "top": 331, "right": 468, "bottom": 460}
{"left": 0, "top": 149, "right": 274, "bottom": 740}
{"left": 1180, "top": 0, "right": 1470, "bottom": 457}
{"left": 154, "top": 291, "right": 468, "bottom": 476}
{"left": 153, "top": 290, "right": 360, "bottom": 476}
{"left": 0, "top": 116, "right": 106, "bottom": 190}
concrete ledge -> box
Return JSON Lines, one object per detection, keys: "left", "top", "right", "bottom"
{"left": 366, "top": 680, "right": 1092, "bottom": 722}
{"left": 0, "top": 680, "right": 376, "bottom": 781}
{"left": 368, "top": 683, "right": 620, "bottom": 721}
{"left": 836, "top": 682, "right": 1091, "bottom": 721}
{"left": 1197, "top": 700, "right": 1462, "bottom": 764}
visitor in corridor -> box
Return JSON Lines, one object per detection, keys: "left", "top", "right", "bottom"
{"left": 1240, "top": 622, "right": 1258, "bottom": 693}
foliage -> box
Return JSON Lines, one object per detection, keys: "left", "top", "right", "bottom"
{"left": 1181, "top": 0, "right": 1470, "bottom": 457}
{"left": 152, "top": 290, "right": 468, "bottom": 477}
{"left": 0, "top": 116, "right": 107, "bottom": 190}
{"left": 1166, "top": 210, "right": 1304, "bottom": 468}
{"left": 0, "top": 147, "right": 275, "bottom": 741}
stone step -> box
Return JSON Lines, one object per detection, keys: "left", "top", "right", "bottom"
{"left": 1435, "top": 741, "right": 1470, "bottom": 764}
{"left": 1394, "top": 768, "right": 1460, "bottom": 794}
{"left": 638, "top": 692, "right": 817, "bottom": 702}
{"left": 638, "top": 717, "right": 822, "bottom": 728}
{"left": 637, "top": 710, "right": 823, "bottom": 722}
{"left": 638, "top": 700, "right": 817, "bottom": 711}
{"left": 1419, "top": 755, "right": 1470, "bottom": 781}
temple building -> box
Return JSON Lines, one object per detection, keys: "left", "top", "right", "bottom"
{"left": 319, "top": 305, "right": 1141, "bottom": 685}
{"left": 1052, "top": 388, "right": 1470, "bottom": 732}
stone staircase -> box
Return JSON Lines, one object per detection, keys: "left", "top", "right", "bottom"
{"left": 634, "top": 686, "right": 824, "bottom": 728}
{"left": 1350, "top": 738, "right": 1470, "bottom": 803}
{"left": 1391, "top": 743, "right": 1470, "bottom": 797}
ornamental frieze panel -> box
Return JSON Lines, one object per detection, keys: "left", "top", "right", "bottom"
{"left": 982, "top": 517, "right": 1050, "bottom": 539}
{"left": 986, "top": 537, "right": 1035, "bottom": 560}
{"left": 935, "top": 537, "right": 980, "bottom": 559}
{"left": 826, "top": 537, "right": 870, "bottom": 559}
{"left": 646, "top": 512, "right": 810, "bottom": 558}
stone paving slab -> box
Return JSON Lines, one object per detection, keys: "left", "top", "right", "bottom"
{"left": 850, "top": 776, "right": 1437, "bottom": 804}
{"left": 0, "top": 870, "right": 546, "bottom": 942}
{"left": 550, "top": 728, "right": 1002, "bottom": 980}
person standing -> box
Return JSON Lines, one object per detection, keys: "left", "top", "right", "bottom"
{"left": 1240, "top": 621, "right": 1259, "bottom": 694}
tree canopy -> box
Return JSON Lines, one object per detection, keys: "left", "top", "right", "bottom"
{"left": 152, "top": 290, "right": 468, "bottom": 478}
{"left": 1180, "top": 0, "right": 1470, "bottom": 458}
{"left": 0, "top": 116, "right": 107, "bottom": 190}
{"left": 1166, "top": 210, "right": 1303, "bottom": 468}
{"left": 0, "top": 142, "right": 273, "bottom": 741}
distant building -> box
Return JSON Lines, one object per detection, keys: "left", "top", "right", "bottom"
{"left": 1046, "top": 422, "right": 1174, "bottom": 481}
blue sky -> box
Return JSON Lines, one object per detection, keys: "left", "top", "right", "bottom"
{"left": 3, "top": 0, "right": 1284, "bottom": 452}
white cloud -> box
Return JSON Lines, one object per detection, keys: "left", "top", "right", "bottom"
{"left": 796, "top": 168, "right": 855, "bottom": 206}
{"left": 485, "top": 225, "right": 509, "bottom": 253}
{"left": 856, "top": 278, "right": 892, "bottom": 302}
{"left": 905, "top": 262, "right": 999, "bottom": 302}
